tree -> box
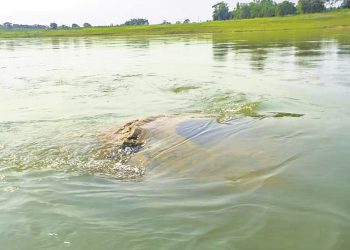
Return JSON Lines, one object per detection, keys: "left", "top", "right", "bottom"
{"left": 248, "top": 0, "right": 276, "bottom": 18}
{"left": 341, "top": 0, "right": 350, "bottom": 7}
{"left": 232, "top": 3, "right": 251, "bottom": 19}
{"left": 276, "top": 1, "right": 297, "bottom": 16}
{"left": 59, "top": 25, "right": 69, "bottom": 29}
{"left": 72, "top": 23, "right": 80, "bottom": 28}
{"left": 50, "top": 23, "right": 58, "bottom": 29}
{"left": 124, "top": 18, "right": 149, "bottom": 26}
{"left": 3, "top": 22, "right": 12, "bottom": 29}
{"left": 83, "top": 23, "right": 92, "bottom": 28}
{"left": 183, "top": 19, "right": 190, "bottom": 24}
{"left": 297, "top": 0, "right": 325, "bottom": 13}
{"left": 212, "top": 2, "right": 231, "bottom": 20}
{"left": 232, "top": 0, "right": 277, "bottom": 19}
{"left": 161, "top": 20, "right": 171, "bottom": 25}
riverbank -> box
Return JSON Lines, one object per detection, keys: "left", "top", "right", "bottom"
{"left": 0, "top": 10, "right": 349, "bottom": 38}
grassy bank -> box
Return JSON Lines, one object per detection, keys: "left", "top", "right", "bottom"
{"left": 0, "top": 10, "right": 350, "bottom": 38}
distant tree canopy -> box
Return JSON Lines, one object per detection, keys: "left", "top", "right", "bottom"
{"left": 161, "top": 20, "right": 171, "bottom": 25}
{"left": 3, "top": 22, "right": 13, "bottom": 28}
{"left": 83, "top": 23, "right": 92, "bottom": 28}
{"left": 297, "top": 0, "right": 326, "bottom": 13}
{"left": 276, "top": 1, "right": 297, "bottom": 16}
{"left": 50, "top": 23, "right": 58, "bottom": 29}
{"left": 233, "top": 3, "right": 251, "bottom": 19}
{"left": 232, "top": 0, "right": 276, "bottom": 19}
{"left": 341, "top": 0, "right": 350, "bottom": 7}
{"left": 1, "top": 22, "right": 47, "bottom": 30}
{"left": 212, "top": 2, "right": 231, "bottom": 20}
{"left": 249, "top": 0, "right": 276, "bottom": 18}
{"left": 124, "top": 18, "right": 149, "bottom": 26}
{"left": 183, "top": 19, "right": 191, "bottom": 24}
{"left": 72, "top": 23, "right": 80, "bottom": 28}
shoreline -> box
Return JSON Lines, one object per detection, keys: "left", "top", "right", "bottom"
{"left": 0, "top": 10, "right": 349, "bottom": 38}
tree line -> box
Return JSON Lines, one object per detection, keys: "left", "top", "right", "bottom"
{"left": 212, "top": 0, "right": 350, "bottom": 20}
{"left": 0, "top": 18, "right": 193, "bottom": 30}
{"left": 0, "top": 22, "right": 93, "bottom": 30}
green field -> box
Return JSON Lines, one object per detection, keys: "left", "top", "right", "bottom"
{"left": 1, "top": 10, "right": 350, "bottom": 38}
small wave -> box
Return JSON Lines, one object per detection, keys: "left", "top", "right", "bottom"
{"left": 196, "top": 92, "right": 305, "bottom": 122}
{"left": 170, "top": 85, "right": 200, "bottom": 94}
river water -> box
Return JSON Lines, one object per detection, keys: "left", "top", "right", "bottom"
{"left": 1, "top": 33, "right": 350, "bottom": 249}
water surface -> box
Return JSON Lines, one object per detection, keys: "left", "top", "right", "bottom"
{"left": 1, "top": 34, "right": 350, "bottom": 249}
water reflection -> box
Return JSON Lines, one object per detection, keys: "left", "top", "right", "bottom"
{"left": 210, "top": 37, "right": 347, "bottom": 72}
{"left": 211, "top": 39, "right": 274, "bottom": 71}
{"left": 294, "top": 41, "right": 324, "bottom": 57}
{"left": 2, "top": 40, "right": 16, "bottom": 51}
{"left": 212, "top": 43, "right": 234, "bottom": 61}
{"left": 83, "top": 38, "right": 93, "bottom": 48}
{"left": 50, "top": 38, "right": 61, "bottom": 50}
{"left": 249, "top": 48, "right": 268, "bottom": 70}
{"left": 124, "top": 38, "right": 150, "bottom": 49}
{"left": 293, "top": 41, "right": 325, "bottom": 68}
{"left": 337, "top": 44, "right": 350, "bottom": 55}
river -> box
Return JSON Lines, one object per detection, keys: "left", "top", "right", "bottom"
{"left": 1, "top": 34, "right": 350, "bottom": 249}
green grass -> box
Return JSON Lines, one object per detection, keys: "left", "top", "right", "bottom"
{"left": 0, "top": 10, "right": 350, "bottom": 38}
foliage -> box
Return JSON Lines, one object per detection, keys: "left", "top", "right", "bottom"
{"left": 233, "top": 3, "right": 251, "bottom": 19}
{"left": 59, "top": 25, "right": 69, "bottom": 29}
{"left": 212, "top": 2, "right": 231, "bottom": 20}
{"left": 50, "top": 23, "right": 58, "bottom": 29}
{"left": 276, "top": 1, "right": 297, "bottom": 16}
{"left": 3, "top": 22, "right": 12, "bottom": 28}
{"left": 297, "top": 0, "right": 326, "bottom": 13}
{"left": 124, "top": 18, "right": 149, "bottom": 26}
{"left": 72, "top": 23, "right": 80, "bottom": 28}
{"left": 161, "top": 20, "right": 171, "bottom": 25}
{"left": 183, "top": 19, "right": 191, "bottom": 24}
{"left": 83, "top": 23, "right": 92, "bottom": 28}
{"left": 232, "top": 0, "right": 276, "bottom": 19}
{"left": 341, "top": 0, "right": 350, "bottom": 7}
{"left": 249, "top": 0, "right": 276, "bottom": 18}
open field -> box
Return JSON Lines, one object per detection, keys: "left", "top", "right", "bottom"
{"left": 0, "top": 10, "right": 350, "bottom": 38}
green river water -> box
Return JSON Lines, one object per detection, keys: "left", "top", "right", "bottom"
{"left": 1, "top": 33, "right": 350, "bottom": 249}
